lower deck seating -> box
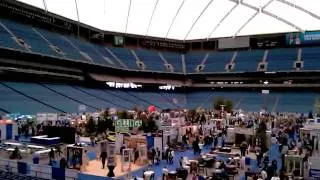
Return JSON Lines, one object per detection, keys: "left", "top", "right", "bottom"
{"left": 0, "top": 82, "right": 315, "bottom": 114}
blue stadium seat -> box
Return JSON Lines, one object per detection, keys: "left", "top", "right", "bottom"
{"left": 202, "top": 51, "right": 233, "bottom": 73}
{"left": 276, "top": 92, "right": 314, "bottom": 113}
{"left": 36, "top": 28, "right": 86, "bottom": 62}
{"left": 134, "top": 49, "right": 167, "bottom": 72}
{"left": 0, "top": 83, "right": 57, "bottom": 114}
{"left": 267, "top": 48, "right": 297, "bottom": 71}
{"left": 108, "top": 47, "right": 139, "bottom": 70}
{"left": 185, "top": 52, "right": 206, "bottom": 73}
{"left": 162, "top": 52, "right": 183, "bottom": 73}
{"left": 0, "top": 23, "right": 22, "bottom": 50}
{"left": 2, "top": 82, "right": 84, "bottom": 113}
{"left": 91, "top": 44, "right": 122, "bottom": 68}
{"left": 301, "top": 47, "right": 320, "bottom": 71}
{"left": 0, "top": 18, "right": 57, "bottom": 56}
{"left": 67, "top": 36, "right": 113, "bottom": 66}
{"left": 234, "top": 50, "right": 264, "bottom": 72}
{"left": 74, "top": 86, "right": 135, "bottom": 110}
{"left": 43, "top": 84, "right": 111, "bottom": 111}
{"left": 0, "top": 82, "right": 316, "bottom": 113}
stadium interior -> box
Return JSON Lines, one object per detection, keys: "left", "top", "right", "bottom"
{"left": 0, "top": 0, "right": 320, "bottom": 180}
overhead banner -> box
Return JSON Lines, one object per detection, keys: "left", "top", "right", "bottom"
{"left": 286, "top": 31, "right": 320, "bottom": 45}
{"left": 115, "top": 119, "right": 142, "bottom": 133}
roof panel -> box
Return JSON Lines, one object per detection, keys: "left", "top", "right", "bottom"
{"left": 212, "top": 4, "right": 256, "bottom": 38}
{"left": 14, "top": 0, "right": 320, "bottom": 40}
{"left": 77, "top": 0, "right": 107, "bottom": 30}
{"left": 45, "top": 0, "right": 78, "bottom": 21}
{"left": 126, "top": 0, "right": 157, "bottom": 35}
{"left": 147, "top": 0, "right": 183, "bottom": 38}
{"left": 167, "top": 0, "right": 211, "bottom": 40}
{"left": 285, "top": 0, "right": 320, "bottom": 17}
{"left": 238, "top": 12, "right": 296, "bottom": 36}
{"left": 186, "top": 0, "right": 236, "bottom": 40}
{"left": 17, "top": 0, "right": 45, "bottom": 10}
{"left": 242, "top": 0, "right": 271, "bottom": 8}
{"left": 104, "top": 0, "right": 131, "bottom": 33}
{"left": 265, "top": 1, "right": 320, "bottom": 31}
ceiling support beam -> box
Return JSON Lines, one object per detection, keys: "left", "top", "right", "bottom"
{"left": 42, "top": 0, "right": 48, "bottom": 12}
{"left": 165, "top": 0, "right": 185, "bottom": 39}
{"left": 125, "top": 0, "right": 132, "bottom": 34}
{"left": 145, "top": 0, "right": 159, "bottom": 36}
{"left": 184, "top": 0, "right": 214, "bottom": 40}
{"left": 277, "top": 0, "right": 320, "bottom": 21}
{"left": 208, "top": 3, "right": 237, "bottom": 39}
{"left": 230, "top": 0, "right": 303, "bottom": 32}
{"left": 234, "top": 11, "right": 258, "bottom": 37}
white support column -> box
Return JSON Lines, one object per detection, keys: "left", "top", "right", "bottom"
{"left": 230, "top": 51, "right": 238, "bottom": 63}
{"left": 262, "top": 50, "right": 269, "bottom": 62}
{"left": 200, "top": 53, "right": 210, "bottom": 65}
{"left": 297, "top": 48, "right": 302, "bottom": 62}
{"left": 158, "top": 52, "right": 169, "bottom": 64}
{"left": 181, "top": 54, "right": 187, "bottom": 74}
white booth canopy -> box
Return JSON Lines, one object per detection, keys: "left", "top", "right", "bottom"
{"left": 16, "top": 0, "right": 320, "bottom": 40}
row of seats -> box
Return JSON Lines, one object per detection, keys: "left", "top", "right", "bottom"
{"left": 0, "top": 18, "right": 320, "bottom": 74}
{"left": 0, "top": 82, "right": 315, "bottom": 114}
{"left": 186, "top": 91, "right": 315, "bottom": 113}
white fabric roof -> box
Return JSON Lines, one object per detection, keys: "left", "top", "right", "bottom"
{"left": 17, "top": 0, "right": 320, "bottom": 40}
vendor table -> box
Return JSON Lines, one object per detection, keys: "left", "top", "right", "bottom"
{"left": 4, "top": 142, "right": 22, "bottom": 147}
{"left": 168, "top": 171, "right": 177, "bottom": 180}
{"left": 27, "top": 145, "right": 46, "bottom": 150}
{"left": 143, "top": 171, "right": 155, "bottom": 180}
{"left": 31, "top": 135, "right": 60, "bottom": 145}
{"left": 5, "top": 148, "right": 26, "bottom": 153}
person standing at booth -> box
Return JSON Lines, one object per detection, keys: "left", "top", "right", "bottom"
{"left": 49, "top": 148, "right": 55, "bottom": 164}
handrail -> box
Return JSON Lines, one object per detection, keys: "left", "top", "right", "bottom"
{"left": 0, "top": 159, "right": 78, "bottom": 180}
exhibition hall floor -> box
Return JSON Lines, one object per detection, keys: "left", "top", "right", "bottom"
{"left": 83, "top": 155, "right": 145, "bottom": 177}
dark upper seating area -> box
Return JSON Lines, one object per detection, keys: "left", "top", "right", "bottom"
{"left": 0, "top": 18, "right": 319, "bottom": 74}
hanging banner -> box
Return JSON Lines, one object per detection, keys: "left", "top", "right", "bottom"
{"left": 286, "top": 31, "right": 320, "bottom": 45}
{"left": 78, "top": 105, "right": 87, "bottom": 112}
{"left": 115, "top": 119, "right": 142, "bottom": 133}
{"left": 36, "top": 113, "right": 47, "bottom": 123}
{"left": 46, "top": 113, "right": 58, "bottom": 121}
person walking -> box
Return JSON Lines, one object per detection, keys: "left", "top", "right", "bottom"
{"left": 100, "top": 151, "right": 107, "bottom": 169}
{"left": 168, "top": 150, "right": 174, "bottom": 164}
{"left": 49, "top": 148, "right": 55, "bottom": 164}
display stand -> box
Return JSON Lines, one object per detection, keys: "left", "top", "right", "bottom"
{"left": 121, "top": 148, "right": 132, "bottom": 172}
{"left": 66, "top": 145, "right": 84, "bottom": 170}
{"left": 285, "top": 154, "right": 304, "bottom": 177}
{"left": 137, "top": 144, "right": 148, "bottom": 166}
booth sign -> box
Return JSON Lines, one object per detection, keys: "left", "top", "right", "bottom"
{"left": 115, "top": 119, "right": 142, "bottom": 133}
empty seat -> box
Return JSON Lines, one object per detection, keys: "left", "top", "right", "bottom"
{"left": 267, "top": 48, "right": 297, "bottom": 71}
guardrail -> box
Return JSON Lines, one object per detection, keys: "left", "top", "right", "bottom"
{"left": 0, "top": 158, "right": 78, "bottom": 180}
